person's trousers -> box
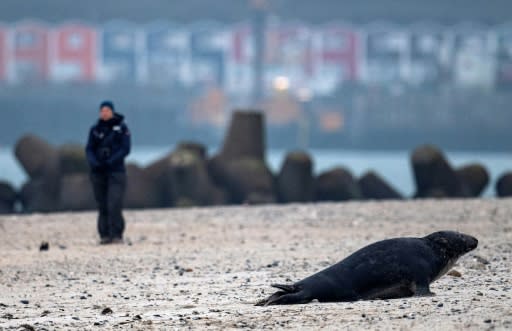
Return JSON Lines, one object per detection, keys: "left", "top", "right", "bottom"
{"left": 90, "top": 172, "right": 126, "bottom": 239}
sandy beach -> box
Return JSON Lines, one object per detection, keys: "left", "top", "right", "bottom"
{"left": 0, "top": 198, "right": 511, "bottom": 330}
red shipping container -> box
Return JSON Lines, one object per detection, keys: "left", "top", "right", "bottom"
{"left": 317, "top": 24, "right": 360, "bottom": 81}
{"left": 52, "top": 22, "right": 97, "bottom": 81}
{"left": 12, "top": 21, "right": 49, "bottom": 82}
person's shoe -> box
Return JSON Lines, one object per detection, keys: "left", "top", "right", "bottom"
{"left": 111, "top": 237, "right": 124, "bottom": 244}
{"left": 99, "top": 237, "right": 112, "bottom": 245}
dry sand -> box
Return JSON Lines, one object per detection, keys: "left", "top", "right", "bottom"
{"left": 0, "top": 198, "right": 511, "bottom": 330}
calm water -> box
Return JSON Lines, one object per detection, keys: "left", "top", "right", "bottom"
{"left": 1, "top": 146, "right": 510, "bottom": 197}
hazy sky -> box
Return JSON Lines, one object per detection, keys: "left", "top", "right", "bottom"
{"left": 0, "top": 0, "right": 511, "bottom": 24}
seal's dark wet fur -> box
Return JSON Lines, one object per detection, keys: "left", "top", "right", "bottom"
{"left": 256, "top": 231, "right": 478, "bottom": 306}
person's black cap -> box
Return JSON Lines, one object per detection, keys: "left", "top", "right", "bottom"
{"left": 99, "top": 100, "right": 115, "bottom": 111}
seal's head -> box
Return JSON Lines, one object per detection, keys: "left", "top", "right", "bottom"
{"left": 425, "top": 231, "right": 478, "bottom": 259}
{"left": 424, "top": 231, "right": 478, "bottom": 281}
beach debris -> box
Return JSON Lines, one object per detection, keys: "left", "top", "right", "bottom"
{"left": 473, "top": 255, "right": 490, "bottom": 265}
{"left": 101, "top": 307, "right": 113, "bottom": 315}
{"left": 447, "top": 269, "right": 462, "bottom": 277}
{"left": 20, "top": 300, "right": 29, "bottom": 305}
{"left": 266, "top": 261, "right": 279, "bottom": 268}
{"left": 39, "top": 241, "right": 49, "bottom": 251}
{"left": 175, "top": 266, "right": 193, "bottom": 276}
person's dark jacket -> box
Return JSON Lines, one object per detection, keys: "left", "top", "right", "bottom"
{"left": 86, "top": 113, "right": 131, "bottom": 173}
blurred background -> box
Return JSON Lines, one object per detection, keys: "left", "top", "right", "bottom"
{"left": 0, "top": 0, "right": 511, "bottom": 196}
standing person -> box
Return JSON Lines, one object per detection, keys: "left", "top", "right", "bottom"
{"left": 86, "top": 101, "right": 131, "bottom": 244}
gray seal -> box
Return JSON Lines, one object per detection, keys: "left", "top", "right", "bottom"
{"left": 256, "top": 231, "right": 478, "bottom": 306}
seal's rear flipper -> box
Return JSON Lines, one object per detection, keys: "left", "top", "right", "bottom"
{"left": 255, "top": 284, "right": 312, "bottom": 306}
{"left": 255, "top": 291, "right": 311, "bottom": 306}
{"left": 271, "top": 284, "right": 298, "bottom": 293}
{"left": 255, "top": 291, "right": 286, "bottom": 306}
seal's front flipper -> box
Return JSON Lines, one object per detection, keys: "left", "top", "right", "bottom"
{"left": 415, "top": 284, "right": 435, "bottom": 297}
{"left": 361, "top": 282, "right": 415, "bottom": 300}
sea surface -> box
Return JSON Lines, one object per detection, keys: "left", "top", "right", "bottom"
{"left": 1, "top": 146, "right": 510, "bottom": 197}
